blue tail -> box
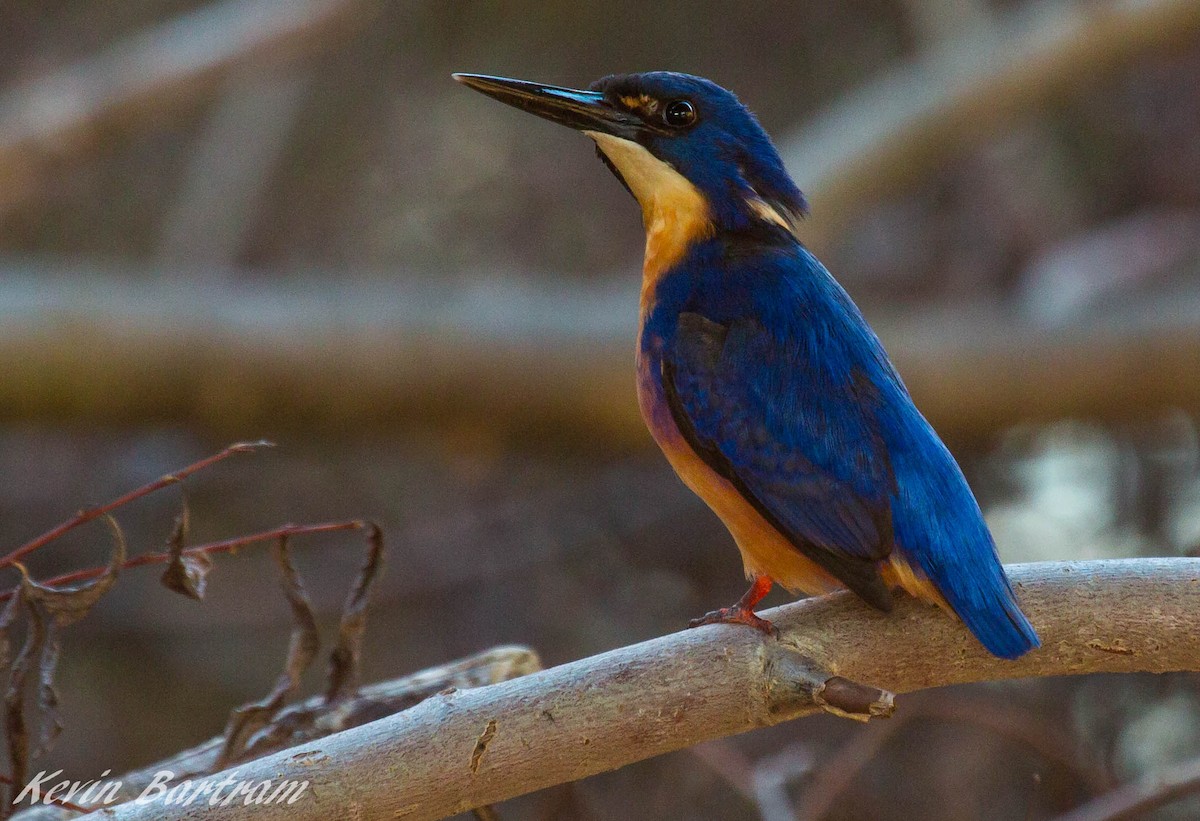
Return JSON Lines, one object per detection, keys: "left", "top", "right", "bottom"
{"left": 933, "top": 546, "right": 1040, "bottom": 659}
{"left": 891, "top": 428, "right": 1040, "bottom": 659}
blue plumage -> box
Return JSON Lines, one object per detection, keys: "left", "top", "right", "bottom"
{"left": 455, "top": 69, "right": 1041, "bottom": 658}
{"left": 648, "top": 235, "right": 1039, "bottom": 657}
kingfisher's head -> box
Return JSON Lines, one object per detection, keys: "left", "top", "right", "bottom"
{"left": 453, "top": 71, "right": 807, "bottom": 237}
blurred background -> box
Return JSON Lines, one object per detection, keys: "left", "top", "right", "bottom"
{"left": 1, "top": 0, "right": 1199, "bottom": 818}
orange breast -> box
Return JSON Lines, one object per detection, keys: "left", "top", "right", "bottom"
{"left": 635, "top": 335, "right": 845, "bottom": 596}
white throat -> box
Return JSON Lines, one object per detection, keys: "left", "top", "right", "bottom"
{"left": 585, "top": 131, "right": 712, "bottom": 290}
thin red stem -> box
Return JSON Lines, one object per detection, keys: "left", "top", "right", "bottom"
{"left": 0, "top": 520, "right": 365, "bottom": 604}
{"left": 0, "top": 440, "right": 273, "bottom": 572}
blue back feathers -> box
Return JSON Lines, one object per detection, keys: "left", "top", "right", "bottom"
{"left": 648, "top": 227, "right": 1040, "bottom": 659}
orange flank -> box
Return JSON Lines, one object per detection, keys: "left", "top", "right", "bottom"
{"left": 636, "top": 347, "right": 953, "bottom": 613}
{"left": 881, "top": 554, "right": 952, "bottom": 610}
{"left": 635, "top": 348, "right": 845, "bottom": 598}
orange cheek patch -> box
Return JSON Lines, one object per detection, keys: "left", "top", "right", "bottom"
{"left": 619, "top": 94, "right": 658, "bottom": 115}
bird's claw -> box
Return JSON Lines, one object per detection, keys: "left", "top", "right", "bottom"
{"left": 688, "top": 606, "right": 780, "bottom": 638}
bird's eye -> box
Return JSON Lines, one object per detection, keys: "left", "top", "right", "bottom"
{"left": 663, "top": 99, "right": 696, "bottom": 128}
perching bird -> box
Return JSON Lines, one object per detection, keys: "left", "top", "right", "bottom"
{"left": 454, "top": 71, "right": 1040, "bottom": 659}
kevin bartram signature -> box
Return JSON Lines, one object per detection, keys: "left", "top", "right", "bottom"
{"left": 14, "top": 769, "right": 309, "bottom": 809}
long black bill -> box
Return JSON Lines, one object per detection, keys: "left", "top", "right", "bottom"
{"left": 452, "top": 73, "right": 645, "bottom": 139}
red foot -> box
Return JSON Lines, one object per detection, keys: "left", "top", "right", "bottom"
{"left": 688, "top": 606, "right": 779, "bottom": 638}
{"left": 688, "top": 575, "right": 779, "bottom": 638}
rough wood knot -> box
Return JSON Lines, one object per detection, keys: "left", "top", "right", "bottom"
{"left": 290, "top": 749, "right": 328, "bottom": 765}
{"left": 470, "top": 719, "right": 498, "bottom": 774}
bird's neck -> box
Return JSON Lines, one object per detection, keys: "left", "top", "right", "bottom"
{"left": 639, "top": 191, "right": 713, "bottom": 316}
{"left": 585, "top": 132, "right": 800, "bottom": 318}
{"left": 585, "top": 133, "right": 714, "bottom": 317}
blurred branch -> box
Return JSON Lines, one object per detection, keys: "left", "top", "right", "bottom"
{"left": 0, "top": 0, "right": 363, "bottom": 211}
{"left": 2, "top": 271, "right": 1197, "bottom": 445}
{"left": 96, "top": 558, "right": 1200, "bottom": 821}
{"left": 783, "top": 0, "right": 1200, "bottom": 248}
{"left": 1054, "top": 755, "right": 1200, "bottom": 821}
{"left": 794, "top": 696, "right": 1113, "bottom": 820}
{"left": 0, "top": 520, "right": 372, "bottom": 604}
{"left": 12, "top": 646, "right": 541, "bottom": 820}
{"left": 155, "top": 64, "right": 313, "bottom": 272}
{"left": 898, "top": 0, "right": 995, "bottom": 49}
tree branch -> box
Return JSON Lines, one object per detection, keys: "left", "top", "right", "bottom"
{"left": 91, "top": 558, "right": 1200, "bottom": 821}
{"left": 14, "top": 646, "right": 541, "bottom": 820}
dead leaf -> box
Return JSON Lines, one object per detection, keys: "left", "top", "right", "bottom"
{"left": 17, "top": 516, "right": 125, "bottom": 627}
{"left": 35, "top": 626, "right": 62, "bottom": 756}
{"left": 3, "top": 518, "right": 127, "bottom": 789}
{"left": 5, "top": 595, "right": 45, "bottom": 801}
{"left": 326, "top": 522, "right": 384, "bottom": 702}
{"left": 0, "top": 592, "right": 17, "bottom": 814}
{"left": 218, "top": 536, "right": 319, "bottom": 768}
{"left": 0, "top": 592, "right": 22, "bottom": 674}
{"left": 160, "top": 503, "right": 212, "bottom": 600}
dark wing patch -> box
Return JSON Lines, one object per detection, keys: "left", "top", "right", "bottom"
{"left": 664, "top": 312, "right": 894, "bottom": 610}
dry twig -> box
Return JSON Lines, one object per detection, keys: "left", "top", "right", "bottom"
{"left": 0, "top": 441, "right": 270, "bottom": 572}
{"left": 0, "top": 520, "right": 370, "bottom": 605}
{"left": 0, "top": 441, "right": 380, "bottom": 817}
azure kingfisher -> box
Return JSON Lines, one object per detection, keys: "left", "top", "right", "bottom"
{"left": 454, "top": 71, "right": 1040, "bottom": 659}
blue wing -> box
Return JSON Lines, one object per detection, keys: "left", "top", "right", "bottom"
{"left": 663, "top": 310, "right": 896, "bottom": 609}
